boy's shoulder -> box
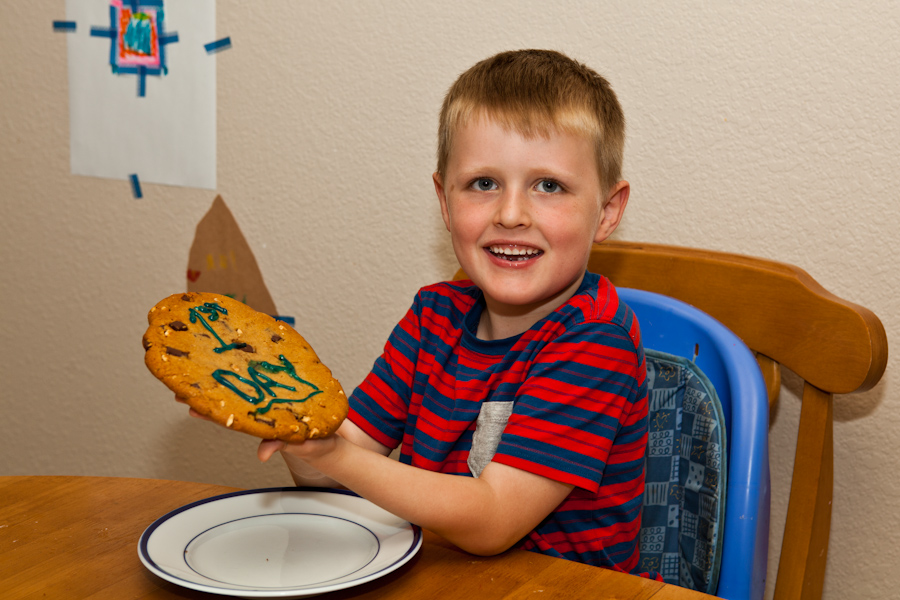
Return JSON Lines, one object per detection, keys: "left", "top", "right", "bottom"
{"left": 558, "top": 271, "right": 634, "bottom": 328}
{"left": 420, "top": 278, "right": 477, "bottom": 294}
{"left": 417, "top": 279, "right": 479, "bottom": 302}
{"left": 410, "top": 279, "right": 480, "bottom": 316}
{"left": 544, "top": 272, "right": 643, "bottom": 354}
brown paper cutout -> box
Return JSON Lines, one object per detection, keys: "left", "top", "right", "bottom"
{"left": 187, "top": 195, "right": 278, "bottom": 315}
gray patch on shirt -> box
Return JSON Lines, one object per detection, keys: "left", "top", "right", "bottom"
{"left": 468, "top": 401, "right": 514, "bottom": 478}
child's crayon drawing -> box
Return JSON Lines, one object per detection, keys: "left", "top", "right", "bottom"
{"left": 118, "top": 5, "right": 160, "bottom": 68}
{"left": 90, "top": 0, "right": 178, "bottom": 97}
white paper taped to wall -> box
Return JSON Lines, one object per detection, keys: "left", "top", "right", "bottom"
{"left": 66, "top": 0, "right": 216, "bottom": 190}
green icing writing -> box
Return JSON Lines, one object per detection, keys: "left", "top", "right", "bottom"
{"left": 188, "top": 301, "right": 321, "bottom": 413}
{"left": 189, "top": 302, "right": 246, "bottom": 353}
{"left": 213, "top": 355, "right": 322, "bottom": 414}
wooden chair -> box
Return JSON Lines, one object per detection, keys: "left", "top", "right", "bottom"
{"left": 585, "top": 241, "right": 888, "bottom": 600}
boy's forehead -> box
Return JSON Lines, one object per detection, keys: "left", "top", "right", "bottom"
{"left": 446, "top": 118, "right": 603, "bottom": 188}
{"left": 457, "top": 108, "right": 563, "bottom": 138}
{"left": 448, "top": 113, "right": 595, "bottom": 161}
{"left": 450, "top": 109, "right": 593, "bottom": 153}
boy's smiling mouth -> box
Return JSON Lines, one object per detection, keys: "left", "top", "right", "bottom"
{"left": 487, "top": 245, "right": 544, "bottom": 262}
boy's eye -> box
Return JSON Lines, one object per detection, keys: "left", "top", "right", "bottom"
{"left": 472, "top": 178, "right": 497, "bottom": 191}
{"left": 538, "top": 180, "right": 562, "bottom": 193}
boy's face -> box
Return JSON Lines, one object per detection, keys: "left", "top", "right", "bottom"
{"left": 434, "top": 116, "right": 629, "bottom": 324}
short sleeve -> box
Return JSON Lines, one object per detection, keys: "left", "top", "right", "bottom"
{"left": 348, "top": 301, "right": 422, "bottom": 449}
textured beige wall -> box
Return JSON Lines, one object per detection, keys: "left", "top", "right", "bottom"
{"left": 1, "top": 1, "right": 897, "bottom": 598}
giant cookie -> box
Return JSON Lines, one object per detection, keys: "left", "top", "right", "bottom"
{"left": 143, "top": 292, "right": 347, "bottom": 442}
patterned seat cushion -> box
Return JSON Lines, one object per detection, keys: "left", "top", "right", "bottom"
{"left": 639, "top": 349, "right": 727, "bottom": 594}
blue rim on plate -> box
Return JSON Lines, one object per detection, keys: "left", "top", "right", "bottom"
{"left": 138, "top": 487, "right": 422, "bottom": 598}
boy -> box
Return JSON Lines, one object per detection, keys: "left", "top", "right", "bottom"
{"left": 261, "top": 49, "right": 649, "bottom": 573}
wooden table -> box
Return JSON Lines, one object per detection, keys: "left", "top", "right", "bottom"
{"left": 0, "top": 476, "right": 714, "bottom": 599}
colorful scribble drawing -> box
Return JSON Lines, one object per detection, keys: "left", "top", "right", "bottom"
{"left": 90, "top": 0, "right": 179, "bottom": 97}
{"left": 120, "top": 9, "right": 158, "bottom": 64}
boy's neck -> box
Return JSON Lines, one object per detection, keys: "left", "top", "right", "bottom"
{"left": 476, "top": 310, "right": 537, "bottom": 341}
{"left": 475, "top": 273, "right": 587, "bottom": 341}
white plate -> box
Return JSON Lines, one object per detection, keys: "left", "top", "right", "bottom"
{"left": 138, "top": 487, "right": 422, "bottom": 598}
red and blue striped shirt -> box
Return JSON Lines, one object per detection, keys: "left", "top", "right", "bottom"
{"left": 349, "top": 272, "right": 649, "bottom": 573}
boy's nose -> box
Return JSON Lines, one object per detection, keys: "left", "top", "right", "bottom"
{"left": 494, "top": 188, "right": 531, "bottom": 229}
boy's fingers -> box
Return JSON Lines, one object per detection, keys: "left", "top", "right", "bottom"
{"left": 174, "top": 396, "right": 213, "bottom": 422}
{"left": 258, "top": 439, "right": 286, "bottom": 462}
{"left": 188, "top": 408, "right": 211, "bottom": 420}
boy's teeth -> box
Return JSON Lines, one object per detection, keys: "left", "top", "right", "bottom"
{"left": 490, "top": 245, "right": 539, "bottom": 256}
{"left": 488, "top": 245, "right": 543, "bottom": 261}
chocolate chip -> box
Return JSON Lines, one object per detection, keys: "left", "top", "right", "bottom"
{"left": 231, "top": 341, "right": 254, "bottom": 353}
{"left": 181, "top": 294, "right": 192, "bottom": 301}
{"left": 252, "top": 413, "right": 275, "bottom": 426}
{"left": 169, "top": 321, "right": 189, "bottom": 331}
{"left": 271, "top": 335, "right": 282, "bottom": 343}
{"left": 165, "top": 347, "right": 189, "bottom": 357}
{"left": 142, "top": 337, "right": 152, "bottom": 350}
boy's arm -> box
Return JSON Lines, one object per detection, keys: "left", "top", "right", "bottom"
{"left": 259, "top": 433, "right": 573, "bottom": 556}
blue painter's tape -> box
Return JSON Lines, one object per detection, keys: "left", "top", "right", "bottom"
{"left": 273, "top": 316, "right": 296, "bottom": 327}
{"left": 156, "top": 18, "right": 177, "bottom": 78}
{"left": 116, "top": 65, "right": 162, "bottom": 76}
{"left": 100, "top": 4, "right": 117, "bottom": 70}
{"left": 90, "top": 26, "right": 116, "bottom": 38}
{"left": 130, "top": 174, "right": 143, "bottom": 199}
{"left": 137, "top": 65, "right": 147, "bottom": 97}
{"left": 53, "top": 21, "right": 77, "bottom": 32}
{"left": 204, "top": 37, "right": 232, "bottom": 54}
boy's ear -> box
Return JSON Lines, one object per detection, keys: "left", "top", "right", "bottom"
{"left": 433, "top": 172, "right": 452, "bottom": 232}
{"left": 593, "top": 180, "right": 630, "bottom": 244}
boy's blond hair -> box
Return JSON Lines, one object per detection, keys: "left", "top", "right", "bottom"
{"left": 437, "top": 49, "right": 625, "bottom": 194}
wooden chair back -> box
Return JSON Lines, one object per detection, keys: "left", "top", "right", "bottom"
{"left": 586, "top": 241, "right": 888, "bottom": 600}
